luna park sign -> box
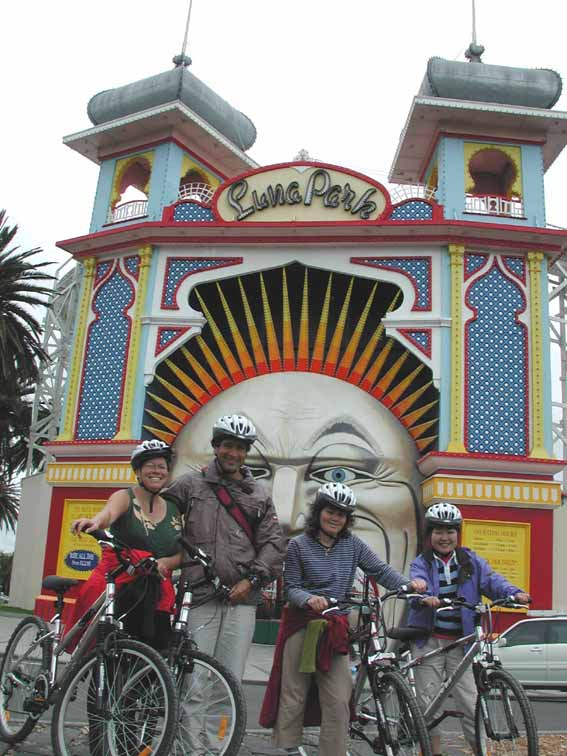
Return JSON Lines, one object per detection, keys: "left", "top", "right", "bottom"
{"left": 214, "top": 163, "right": 389, "bottom": 223}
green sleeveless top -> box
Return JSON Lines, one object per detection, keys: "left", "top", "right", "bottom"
{"left": 110, "top": 489, "right": 182, "bottom": 557}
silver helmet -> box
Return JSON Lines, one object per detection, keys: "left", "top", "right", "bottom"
{"left": 212, "top": 414, "right": 257, "bottom": 445}
{"left": 316, "top": 482, "right": 357, "bottom": 512}
{"left": 130, "top": 440, "right": 172, "bottom": 470}
{"left": 425, "top": 502, "right": 463, "bottom": 529}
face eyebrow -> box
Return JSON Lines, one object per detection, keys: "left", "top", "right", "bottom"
{"left": 311, "top": 421, "right": 371, "bottom": 447}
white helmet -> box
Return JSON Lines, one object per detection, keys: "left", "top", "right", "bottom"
{"left": 425, "top": 502, "right": 462, "bottom": 529}
{"left": 316, "top": 482, "right": 357, "bottom": 512}
{"left": 212, "top": 414, "right": 257, "bottom": 445}
{"left": 130, "top": 440, "right": 172, "bottom": 470}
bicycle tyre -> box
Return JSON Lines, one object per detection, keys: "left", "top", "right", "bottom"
{"left": 475, "top": 667, "right": 538, "bottom": 756}
{"left": 51, "top": 638, "right": 178, "bottom": 756}
{"left": 0, "top": 615, "right": 51, "bottom": 743}
{"left": 357, "top": 668, "right": 432, "bottom": 756}
{"left": 172, "top": 647, "right": 246, "bottom": 755}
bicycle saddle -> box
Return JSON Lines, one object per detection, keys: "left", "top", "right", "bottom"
{"left": 42, "top": 575, "right": 80, "bottom": 593}
{"left": 388, "top": 626, "right": 428, "bottom": 642}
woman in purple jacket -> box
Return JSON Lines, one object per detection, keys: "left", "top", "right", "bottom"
{"left": 408, "top": 502, "right": 530, "bottom": 756}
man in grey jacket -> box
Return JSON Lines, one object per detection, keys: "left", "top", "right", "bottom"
{"left": 166, "top": 413, "right": 286, "bottom": 680}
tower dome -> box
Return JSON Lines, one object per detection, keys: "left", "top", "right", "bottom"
{"left": 87, "top": 64, "right": 257, "bottom": 152}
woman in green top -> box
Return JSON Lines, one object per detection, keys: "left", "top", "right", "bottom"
{"left": 70, "top": 440, "right": 183, "bottom": 648}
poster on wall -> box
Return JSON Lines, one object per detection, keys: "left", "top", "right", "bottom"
{"left": 56, "top": 499, "right": 106, "bottom": 579}
{"left": 462, "top": 519, "right": 530, "bottom": 605}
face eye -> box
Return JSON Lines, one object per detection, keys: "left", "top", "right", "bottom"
{"left": 247, "top": 466, "right": 271, "bottom": 480}
{"left": 309, "top": 466, "right": 374, "bottom": 486}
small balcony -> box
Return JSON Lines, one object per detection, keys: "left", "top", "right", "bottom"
{"left": 178, "top": 182, "right": 215, "bottom": 205}
{"left": 465, "top": 194, "right": 524, "bottom": 219}
{"left": 107, "top": 200, "right": 148, "bottom": 224}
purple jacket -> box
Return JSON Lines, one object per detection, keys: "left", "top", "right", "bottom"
{"left": 407, "top": 547, "right": 522, "bottom": 646}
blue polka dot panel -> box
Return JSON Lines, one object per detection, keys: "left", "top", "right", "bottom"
{"left": 351, "top": 257, "right": 432, "bottom": 310}
{"left": 76, "top": 270, "right": 133, "bottom": 439}
{"left": 155, "top": 326, "right": 190, "bottom": 356}
{"left": 399, "top": 328, "right": 432, "bottom": 357}
{"left": 173, "top": 202, "right": 214, "bottom": 222}
{"left": 162, "top": 257, "right": 242, "bottom": 309}
{"left": 124, "top": 255, "right": 140, "bottom": 278}
{"left": 389, "top": 201, "right": 433, "bottom": 221}
{"left": 465, "top": 254, "right": 488, "bottom": 279}
{"left": 502, "top": 256, "right": 526, "bottom": 282}
{"left": 466, "top": 265, "right": 527, "bottom": 455}
{"left": 95, "top": 261, "right": 112, "bottom": 284}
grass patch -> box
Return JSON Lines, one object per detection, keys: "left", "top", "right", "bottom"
{"left": 0, "top": 606, "right": 33, "bottom": 615}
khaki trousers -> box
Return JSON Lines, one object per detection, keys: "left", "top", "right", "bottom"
{"left": 411, "top": 636, "right": 480, "bottom": 751}
{"left": 272, "top": 628, "right": 352, "bottom": 756}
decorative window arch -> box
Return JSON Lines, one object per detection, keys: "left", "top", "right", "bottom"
{"left": 110, "top": 152, "right": 155, "bottom": 210}
{"left": 464, "top": 143, "right": 522, "bottom": 199}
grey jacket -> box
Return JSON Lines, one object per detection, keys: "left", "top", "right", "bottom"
{"left": 166, "top": 459, "right": 286, "bottom": 604}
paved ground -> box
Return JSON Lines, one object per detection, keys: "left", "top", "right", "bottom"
{"left": 0, "top": 609, "right": 537, "bottom": 754}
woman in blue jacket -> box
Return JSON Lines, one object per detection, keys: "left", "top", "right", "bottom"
{"left": 408, "top": 502, "right": 530, "bottom": 756}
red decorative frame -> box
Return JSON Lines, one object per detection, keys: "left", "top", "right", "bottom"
{"left": 350, "top": 256, "right": 433, "bottom": 312}
{"left": 398, "top": 328, "right": 432, "bottom": 358}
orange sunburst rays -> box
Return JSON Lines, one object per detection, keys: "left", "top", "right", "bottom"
{"left": 146, "top": 267, "right": 437, "bottom": 450}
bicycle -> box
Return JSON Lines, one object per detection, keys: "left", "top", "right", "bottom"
{"left": 324, "top": 584, "right": 432, "bottom": 756}
{"left": 0, "top": 529, "right": 178, "bottom": 756}
{"left": 392, "top": 596, "right": 538, "bottom": 756}
{"left": 168, "top": 535, "right": 247, "bottom": 755}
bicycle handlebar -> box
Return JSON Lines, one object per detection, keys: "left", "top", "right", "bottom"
{"left": 85, "top": 529, "right": 160, "bottom": 577}
{"left": 322, "top": 586, "right": 421, "bottom": 615}
{"left": 177, "top": 536, "right": 231, "bottom": 600}
{"left": 434, "top": 596, "right": 530, "bottom": 613}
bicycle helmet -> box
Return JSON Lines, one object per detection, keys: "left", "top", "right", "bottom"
{"left": 130, "top": 440, "right": 173, "bottom": 471}
{"left": 425, "top": 502, "right": 463, "bottom": 529}
{"left": 211, "top": 414, "right": 257, "bottom": 446}
{"left": 316, "top": 482, "right": 357, "bottom": 513}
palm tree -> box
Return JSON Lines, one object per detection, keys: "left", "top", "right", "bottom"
{"left": 0, "top": 210, "right": 54, "bottom": 533}
{"left": 0, "top": 209, "right": 54, "bottom": 386}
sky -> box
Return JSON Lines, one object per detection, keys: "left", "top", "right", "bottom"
{"left": 1, "top": 0, "right": 566, "bottom": 548}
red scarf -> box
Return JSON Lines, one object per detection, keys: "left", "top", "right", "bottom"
{"left": 259, "top": 605, "right": 350, "bottom": 728}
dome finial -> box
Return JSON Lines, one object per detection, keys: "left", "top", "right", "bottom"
{"left": 465, "top": 0, "right": 485, "bottom": 63}
{"left": 173, "top": 0, "right": 193, "bottom": 68}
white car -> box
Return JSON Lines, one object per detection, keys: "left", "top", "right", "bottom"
{"left": 495, "top": 616, "right": 567, "bottom": 690}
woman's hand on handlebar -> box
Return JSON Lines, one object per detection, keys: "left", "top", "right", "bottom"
{"left": 409, "top": 578, "right": 427, "bottom": 594}
{"left": 421, "top": 595, "right": 442, "bottom": 608}
{"left": 307, "top": 595, "right": 329, "bottom": 613}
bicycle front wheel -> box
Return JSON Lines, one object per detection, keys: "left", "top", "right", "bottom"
{"left": 52, "top": 638, "right": 178, "bottom": 756}
{"left": 172, "top": 647, "right": 246, "bottom": 755}
{"left": 475, "top": 668, "right": 538, "bottom": 756}
{"left": 355, "top": 668, "right": 432, "bottom": 756}
{"left": 0, "top": 615, "right": 51, "bottom": 743}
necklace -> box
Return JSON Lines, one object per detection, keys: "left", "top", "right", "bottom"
{"left": 316, "top": 538, "right": 334, "bottom": 556}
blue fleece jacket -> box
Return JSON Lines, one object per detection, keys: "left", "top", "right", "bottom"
{"left": 408, "top": 547, "right": 522, "bottom": 647}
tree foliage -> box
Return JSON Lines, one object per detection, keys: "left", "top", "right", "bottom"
{"left": 0, "top": 209, "right": 54, "bottom": 386}
{"left": 0, "top": 211, "right": 54, "bottom": 532}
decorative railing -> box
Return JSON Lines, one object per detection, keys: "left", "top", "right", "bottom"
{"left": 389, "top": 184, "right": 436, "bottom": 204}
{"left": 465, "top": 194, "right": 524, "bottom": 218}
{"left": 178, "top": 182, "right": 215, "bottom": 205}
{"left": 108, "top": 200, "right": 148, "bottom": 224}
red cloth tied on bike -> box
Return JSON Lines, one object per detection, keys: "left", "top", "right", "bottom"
{"left": 259, "top": 605, "right": 351, "bottom": 728}
{"left": 65, "top": 548, "right": 175, "bottom": 652}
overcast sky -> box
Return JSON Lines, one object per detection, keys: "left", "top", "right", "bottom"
{"left": 1, "top": 0, "right": 566, "bottom": 550}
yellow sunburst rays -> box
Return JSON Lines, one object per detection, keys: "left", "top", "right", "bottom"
{"left": 146, "top": 267, "right": 438, "bottom": 451}
{"left": 215, "top": 283, "right": 256, "bottom": 379}
{"left": 310, "top": 274, "right": 333, "bottom": 373}
{"left": 260, "top": 273, "right": 282, "bottom": 371}
{"left": 195, "top": 290, "right": 245, "bottom": 383}
{"left": 336, "top": 282, "right": 377, "bottom": 380}
{"left": 238, "top": 279, "right": 269, "bottom": 375}
{"left": 282, "top": 268, "right": 295, "bottom": 371}
{"left": 323, "top": 278, "right": 354, "bottom": 376}
{"left": 347, "top": 291, "right": 401, "bottom": 388}
{"left": 297, "top": 269, "right": 309, "bottom": 371}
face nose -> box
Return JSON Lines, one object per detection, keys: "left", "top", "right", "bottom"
{"left": 270, "top": 466, "right": 302, "bottom": 534}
